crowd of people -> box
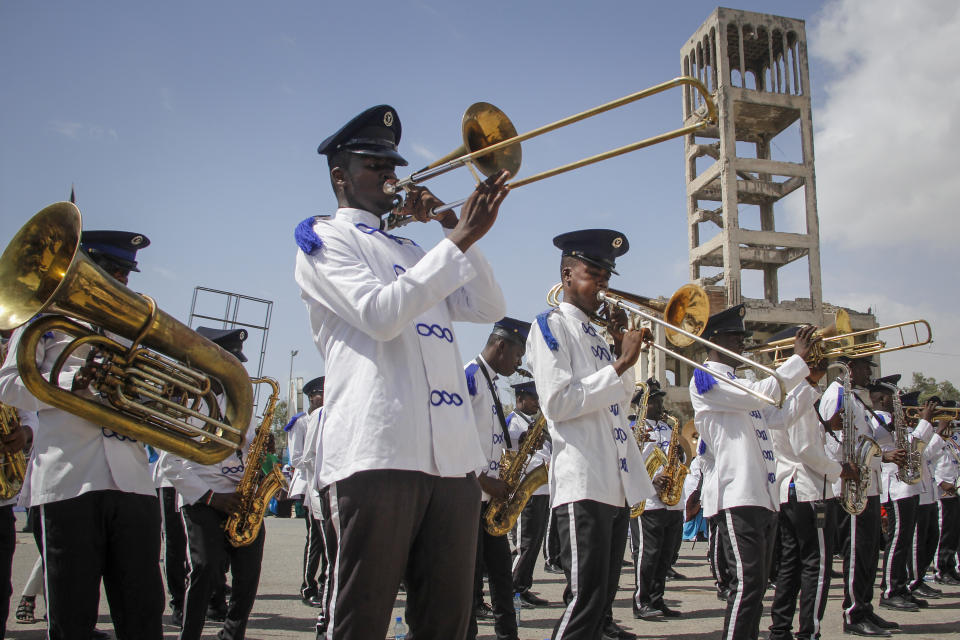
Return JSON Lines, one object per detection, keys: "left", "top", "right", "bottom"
{"left": 0, "top": 103, "right": 957, "bottom": 640}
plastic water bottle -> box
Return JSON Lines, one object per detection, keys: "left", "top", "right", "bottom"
{"left": 393, "top": 616, "right": 406, "bottom": 639}
{"left": 514, "top": 592, "right": 522, "bottom": 625}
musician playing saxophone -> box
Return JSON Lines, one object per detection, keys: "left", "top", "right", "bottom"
{"left": 464, "top": 318, "right": 527, "bottom": 640}
{"left": 630, "top": 379, "right": 685, "bottom": 620}
{"left": 158, "top": 328, "right": 262, "bottom": 640}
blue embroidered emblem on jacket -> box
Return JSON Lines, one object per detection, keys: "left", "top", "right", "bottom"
{"left": 294, "top": 217, "right": 324, "bottom": 254}
{"left": 536, "top": 309, "right": 559, "bottom": 351}
{"left": 464, "top": 363, "right": 479, "bottom": 397}
{"left": 694, "top": 368, "right": 717, "bottom": 394}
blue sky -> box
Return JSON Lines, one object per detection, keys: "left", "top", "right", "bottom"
{"left": 3, "top": 0, "right": 959, "bottom": 406}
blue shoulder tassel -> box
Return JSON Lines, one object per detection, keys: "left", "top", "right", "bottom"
{"left": 536, "top": 310, "right": 559, "bottom": 351}
{"left": 295, "top": 217, "right": 323, "bottom": 255}
{"left": 698, "top": 439, "right": 707, "bottom": 456}
{"left": 464, "top": 363, "right": 479, "bottom": 397}
{"left": 694, "top": 368, "right": 717, "bottom": 395}
{"left": 283, "top": 411, "right": 306, "bottom": 432}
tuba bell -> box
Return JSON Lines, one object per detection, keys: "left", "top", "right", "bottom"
{"left": 0, "top": 202, "right": 253, "bottom": 464}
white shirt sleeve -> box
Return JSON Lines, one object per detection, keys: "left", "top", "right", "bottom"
{"left": 693, "top": 354, "right": 809, "bottom": 414}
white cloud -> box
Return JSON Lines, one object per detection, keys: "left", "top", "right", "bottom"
{"left": 49, "top": 120, "right": 118, "bottom": 141}
{"left": 811, "top": 0, "right": 960, "bottom": 249}
{"left": 410, "top": 142, "right": 436, "bottom": 162}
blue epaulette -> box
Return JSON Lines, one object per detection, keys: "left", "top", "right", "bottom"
{"left": 693, "top": 368, "right": 717, "bottom": 395}
{"left": 698, "top": 438, "right": 707, "bottom": 456}
{"left": 283, "top": 411, "right": 306, "bottom": 432}
{"left": 536, "top": 309, "right": 559, "bottom": 351}
{"left": 295, "top": 216, "right": 323, "bottom": 255}
{"left": 464, "top": 363, "right": 479, "bottom": 396}
{"left": 506, "top": 412, "right": 515, "bottom": 427}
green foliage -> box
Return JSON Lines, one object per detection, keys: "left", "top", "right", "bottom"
{"left": 905, "top": 373, "right": 960, "bottom": 402}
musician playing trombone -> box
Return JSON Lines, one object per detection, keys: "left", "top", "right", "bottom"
{"left": 527, "top": 229, "right": 655, "bottom": 640}
{"left": 688, "top": 306, "right": 817, "bottom": 640}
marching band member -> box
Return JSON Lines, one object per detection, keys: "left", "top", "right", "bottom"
{"left": 286, "top": 376, "right": 326, "bottom": 609}
{"left": 465, "top": 318, "right": 528, "bottom": 640}
{"left": 0, "top": 230, "right": 164, "bottom": 640}
{"left": 526, "top": 229, "right": 654, "bottom": 640}
{"left": 688, "top": 306, "right": 816, "bottom": 640}
{"left": 767, "top": 357, "right": 854, "bottom": 640}
{"left": 818, "top": 359, "right": 902, "bottom": 637}
{"left": 933, "top": 415, "right": 960, "bottom": 585}
{"left": 159, "top": 327, "right": 264, "bottom": 640}
{"left": 631, "top": 379, "right": 685, "bottom": 620}
{"left": 507, "top": 380, "right": 552, "bottom": 608}
{"left": 294, "top": 105, "right": 509, "bottom": 640}
{"left": 0, "top": 408, "right": 34, "bottom": 636}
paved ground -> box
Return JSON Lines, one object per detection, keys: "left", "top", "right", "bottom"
{"left": 5, "top": 512, "right": 959, "bottom": 639}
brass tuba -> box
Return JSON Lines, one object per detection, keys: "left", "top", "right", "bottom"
{"left": 0, "top": 202, "right": 253, "bottom": 465}
{"left": 225, "top": 377, "right": 287, "bottom": 547}
{"left": 483, "top": 412, "right": 549, "bottom": 536}
{"left": 0, "top": 403, "right": 27, "bottom": 500}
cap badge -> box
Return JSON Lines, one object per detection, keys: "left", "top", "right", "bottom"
{"left": 612, "top": 237, "right": 623, "bottom": 248}
{"left": 131, "top": 235, "right": 145, "bottom": 246}
{"left": 383, "top": 111, "right": 394, "bottom": 126}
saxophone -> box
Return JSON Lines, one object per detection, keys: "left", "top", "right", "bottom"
{"left": 0, "top": 403, "right": 27, "bottom": 501}
{"left": 483, "top": 412, "right": 548, "bottom": 536}
{"left": 836, "top": 363, "right": 880, "bottom": 515}
{"left": 885, "top": 382, "right": 924, "bottom": 485}
{"left": 224, "top": 378, "right": 288, "bottom": 547}
{"left": 656, "top": 413, "right": 689, "bottom": 507}
{"left": 629, "top": 381, "right": 658, "bottom": 518}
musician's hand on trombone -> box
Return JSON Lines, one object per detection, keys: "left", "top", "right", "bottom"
{"left": 448, "top": 170, "right": 511, "bottom": 254}
{"left": 806, "top": 358, "right": 829, "bottom": 385}
{"left": 396, "top": 185, "right": 457, "bottom": 228}
{"left": 919, "top": 399, "right": 937, "bottom": 423}
{"left": 613, "top": 327, "right": 652, "bottom": 376}
{"left": 792, "top": 325, "right": 818, "bottom": 363}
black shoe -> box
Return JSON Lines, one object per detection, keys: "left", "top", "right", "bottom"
{"left": 474, "top": 601, "right": 494, "bottom": 620}
{"left": 654, "top": 602, "right": 681, "bottom": 618}
{"left": 170, "top": 605, "right": 183, "bottom": 628}
{"left": 843, "top": 619, "right": 892, "bottom": 637}
{"left": 716, "top": 588, "right": 731, "bottom": 601}
{"left": 518, "top": 590, "right": 549, "bottom": 607}
{"left": 665, "top": 568, "right": 686, "bottom": 580}
{"left": 206, "top": 603, "right": 228, "bottom": 622}
{"left": 911, "top": 582, "right": 942, "bottom": 598}
{"left": 543, "top": 562, "right": 564, "bottom": 574}
{"left": 865, "top": 612, "right": 899, "bottom": 630}
{"left": 633, "top": 604, "right": 663, "bottom": 619}
{"left": 91, "top": 631, "right": 111, "bottom": 640}
{"left": 602, "top": 621, "right": 637, "bottom": 640}
{"left": 935, "top": 572, "right": 960, "bottom": 585}
{"left": 302, "top": 593, "right": 323, "bottom": 607}
{"left": 878, "top": 594, "right": 919, "bottom": 611}
{"left": 904, "top": 593, "right": 928, "bottom": 608}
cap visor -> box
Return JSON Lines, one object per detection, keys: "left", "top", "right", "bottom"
{"left": 351, "top": 148, "right": 408, "bottom": 166}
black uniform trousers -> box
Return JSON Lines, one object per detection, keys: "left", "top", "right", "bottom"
{"left": 715, "top": 506, "right": 779, "bottom": 640}
{"left": 840, "top": 494, "right": 881, "bottom": 624}
{"left": 159, "top": 487, "right": 188, "bottom": 612}
{"left": 908, "top": 501, "right": 938, "bottom": 590}
{"left": 180, "top": 503, "right": 264, "bottom": 640}
{"left": 880, "top": 495, "right": 918, "bottom": 598}
{"left": 768, "top": 493, "right": 836, "bottom": 640}
{"left": 40, "top": 490, "right": 164, "bottom": 640}
{"left": 708, "top": 515, "right": 731, "bottom": 594}
{"left": 935, "top": 497, "right": 960, "bottom": 579}
{"left": 301, "top": 512, "right": 326, "bottom": 600}
{"left": 631, "top": 508, "right": 682, "bottom": 611}
{"left": 552, "top": 500, "right": 629, "bottom": 640}
{"left": 0, "top": 505, "right": 15, "bottom": 639}
{"left": 544, "top": 506, "right": 561, "bottom": 567}
{"left": 511, "top": 494, "right": 549, "bottom": 594}
{"left": 318, "top": 470, "right": 480, "bottom": 640}
{"left": 469, "top": 507, "right": 518, "bottom": 640}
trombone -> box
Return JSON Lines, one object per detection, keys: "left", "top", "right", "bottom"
{"left": 546, "top": 284, "right": 787, "bottom": 407}
{"left": 385, "top": 76, "right": 717, "bottom": 228}
{"left": 749, "top": 316, "right": 932, "bottom": 366}
{"left": 904, "top": 406, "right": 960, "bottom": 423}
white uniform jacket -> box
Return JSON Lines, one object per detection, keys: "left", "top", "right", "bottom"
{"left": 918, "top": 432, "right": 947, "bottom": 505}
{"left": 159, "top": 423, "right": 256, "bottom": 508}
{"left": 0, "top": 325, "right": 155, "bottom": 506}
{"left": 688, "top": 354, "right": 811, "bottom": 513}
{"left": 640, "top": 418, "right": 684, "bottom": 512}
{"left": 771, "top": 387, "right": 842, "bottom": 503}
{"left": 286, "top": 411, "right": 310, "bottom": 500}
{"left": 506, "top": 410, "right": 551, "bottom": 497}
{"left": 465, "top": 356, "right": 515, "bottom": 502}
{"left": 526, "top": 302, "right": 653, "bottom": 510}
{"left": 294, "top": 208, "right": 505, "bottom": 489}
{"left": 934, "top": 440, "right": 959, "bottom": 500}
